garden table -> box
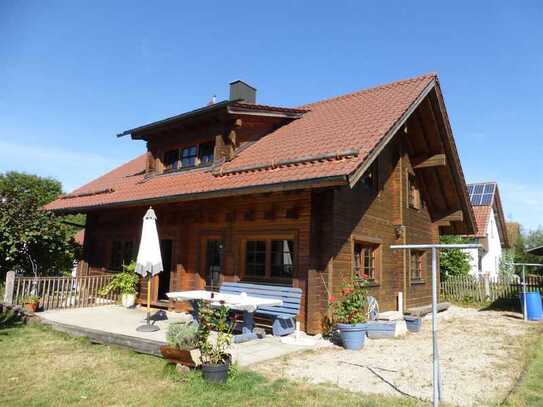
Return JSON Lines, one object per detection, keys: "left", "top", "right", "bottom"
{"left": 167, "top": 290, "right": 282, "bottom": 342}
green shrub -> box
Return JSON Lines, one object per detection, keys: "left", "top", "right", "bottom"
{"left": 197, "top": 302, "right": 233, "bottom": 365}
{"left": 22, "top": 294, "right": 40, "bottom": 304}
{"left": 166, "top": 322, "right": 199, "bottom": 350}
{"left": 440, "top": 235, "right": 472, "bottom": 280}
{"left": 99, "top": 261, "right": 139, "bottom": 295}
{"left": 329, "top": 276, "right": 368, "bottom": 324}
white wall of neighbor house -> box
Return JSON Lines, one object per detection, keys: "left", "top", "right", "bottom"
{"left": 466, "top": 246, "right": 480, "bottom": 277}
{"left": 465, "top": 208, "right": 503, "bottom": 279}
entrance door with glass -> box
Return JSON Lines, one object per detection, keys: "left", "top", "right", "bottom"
{"left": 204, "top": 239, "right": 223, "bottom": 290}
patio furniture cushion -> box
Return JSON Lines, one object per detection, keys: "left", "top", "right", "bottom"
{"left": 219, "top": 282, "right": 302, "bottom": 336}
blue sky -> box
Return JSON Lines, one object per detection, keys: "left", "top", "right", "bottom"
{"left": 0, "top": 1, "right": 542, "bottom": 230}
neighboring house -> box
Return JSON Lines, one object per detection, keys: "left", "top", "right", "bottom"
{"left": 45, "top": 74, "right": 475, "bottom": 333}
{"left": 506, "top": 222, "right": 521, "bottom": 248}
{"left": 73, "top": 229, "right": 85, "bottom": 246}
{"left": 464, "top": 182, "right": 510, "bottom": 279}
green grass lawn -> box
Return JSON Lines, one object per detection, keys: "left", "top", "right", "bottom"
{"left": 0, "top": 321, "right": 423, "bottom": 407}
{"left": 502, "top": 334, "right": 543, "bottom": 407}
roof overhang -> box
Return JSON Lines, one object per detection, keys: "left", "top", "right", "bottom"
{"left": 50, "top": 173, "right": 349, "bottom": 215}
{"left": 346, "top": 78, "right": 476, "bottom": 235}
{"left": 116, "top": 100, "right": 234, "bottom": 139}
{"left": 117, "top": 101, "right": 307, "bottom": 140}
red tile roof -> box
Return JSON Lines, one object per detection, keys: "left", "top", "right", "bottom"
{"left": 472, "top": 206, "right": 492, "bottom": 238}
{"left": 73, "top": 229, "right": 85, "bottom": 246}
{"left": 45, "top": 74, "right": 437, "bottom": 212}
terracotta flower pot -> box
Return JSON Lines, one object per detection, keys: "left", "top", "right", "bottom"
{"left": 24, "top": 303, "right": 38, "bottom": 313}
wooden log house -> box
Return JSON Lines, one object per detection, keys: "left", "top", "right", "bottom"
{"left": 45, "top": 75, "right": 476, "bottom": 333}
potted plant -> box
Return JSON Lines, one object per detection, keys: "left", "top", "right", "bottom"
{"left": 160, "top": 322, "right": 200, "bottom": 368}
{"left": 99, "top": 262, "right": 139, "bottom": 307}
{"left": 196, "top": 301, "right": 233, "bottom": 383}
{"left": 22, "top": 295, "right": 40, "bottom": 313}
{"left": 329, "top": 276, "right": 368, "bottom": 350}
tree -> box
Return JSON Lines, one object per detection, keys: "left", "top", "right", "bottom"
{"left": 439, "top": 235, "right": 472, "bottom": 280}
{"left": 513, "top": 226, "right": 543, "bottom": 274}
{"left": 0, "top": 172, "right": 80, "bottom": 280}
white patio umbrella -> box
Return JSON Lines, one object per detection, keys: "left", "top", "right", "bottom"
{"left": 135, "top": 207, "right": 163, "bottom": 332}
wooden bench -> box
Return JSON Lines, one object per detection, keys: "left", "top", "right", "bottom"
{"left": 219, "top": 282, "right": 302, "bottom": 336}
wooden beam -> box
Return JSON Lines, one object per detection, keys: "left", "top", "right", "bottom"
{"left": 413, "top": 153, "right": 446, "bottom": 169}
{"left": 435, "top": 210, "right": 463, "bottom": 224}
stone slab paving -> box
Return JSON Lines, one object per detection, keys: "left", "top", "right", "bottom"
{"left": 38, "top": 305, "right": 316, "bottom": 366}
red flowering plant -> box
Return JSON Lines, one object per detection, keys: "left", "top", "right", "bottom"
{"left": 329, "top": 276, "right": 369, "bottom": 325}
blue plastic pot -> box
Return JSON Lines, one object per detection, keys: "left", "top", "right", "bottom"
{"left": 404, "top": 316, "right": 422, "bottom": 333}
{"left": 336, "top": 323, "right": 367, "bottom": 350}
{"left": 519, "top": 291, "right": 543, "bottom": 321}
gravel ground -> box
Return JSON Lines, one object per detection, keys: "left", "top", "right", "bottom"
{"left": 253, "top": 306, "right": 542, "bottom": 406}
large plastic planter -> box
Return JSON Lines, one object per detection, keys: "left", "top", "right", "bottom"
{"left": 404, "top": 316, "right": 422, "bottom": 333}
{"left": 520, "top": 291, "right": 543, "bottom": 321}
{"left": 336, "top": 323, "right": 367, "bottom": 350}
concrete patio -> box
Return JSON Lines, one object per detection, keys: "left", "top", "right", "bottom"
{"left": 38, "top": 305, "right": 323, "bottom": 367}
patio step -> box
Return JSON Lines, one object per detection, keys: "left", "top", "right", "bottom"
{"left": 39, "top": 318, "right": 165, "bottom": 356}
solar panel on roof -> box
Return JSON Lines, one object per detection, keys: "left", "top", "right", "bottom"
{"left": 471, "top": 194, "right": 482, "bottom": 205}
{"left": 467, "top": 182, "right": 496, "bottom": 206}
{"left": 480, "top": 193, "right": 493, "bottom": 205}
{"left": 484, "top": 183, "right": 495, "bottom": 194}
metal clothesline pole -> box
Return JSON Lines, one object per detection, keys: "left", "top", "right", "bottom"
{"left": 390, "top": 243, "right": 481, "bottom": 407}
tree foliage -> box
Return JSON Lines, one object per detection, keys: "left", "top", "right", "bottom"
{"left": 513, "top": 226, "right": 543, "bottom": 274}
{"left": 439, "top": 235, "right": 472, "bottom": 280}
{"left": 0, "top": 171, "right": 80, "bottom": 280}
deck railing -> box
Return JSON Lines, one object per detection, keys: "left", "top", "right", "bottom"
{"left": 3, "top": 271, "right": 119, "bottom": 311}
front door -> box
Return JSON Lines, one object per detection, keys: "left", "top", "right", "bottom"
{"left": 158, "top": 239, "right": 172, "bottom": 300}
{"left": 204, "top": 239, "right": 223, "bottom": 290}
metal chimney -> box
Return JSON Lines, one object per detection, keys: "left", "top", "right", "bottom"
{"left": 229, "top": 80, "right": 256, "bottom": 104}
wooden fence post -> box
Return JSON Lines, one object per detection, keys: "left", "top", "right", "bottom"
{"left": 4, "top": 271, "right": 15, "bottom": 305}
{"left": 483, "top": 275, "right": 490, "bottom": 301}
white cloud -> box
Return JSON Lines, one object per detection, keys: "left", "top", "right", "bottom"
{"left": 0, "top": 141, "right": 123, "bottom": 193}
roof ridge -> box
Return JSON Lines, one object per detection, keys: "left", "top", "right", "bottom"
{"left": 299, "top": 72, "right": 437, "bottom": 109}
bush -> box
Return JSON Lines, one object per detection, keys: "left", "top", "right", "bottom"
{"left": 22, "top": 294, "right": 40, "bottom": 304}
{"left": 440, "top": 235, "right": 472, "bottom": 280}
{"left": 196, "top": 301, "right": 233, "bottom": 365}
{"left": 329, "top": 276, "right": 368, "bottom": 324}
{"left": 166, "top": 322, "right": 198, "bottom": 350}
{"left": 99, "top": 262, "right": 139, "bottom": 295}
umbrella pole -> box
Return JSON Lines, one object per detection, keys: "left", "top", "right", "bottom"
{"left": 137, "top": 274, "right": 160, "bottom": 332}
{"left": 147, "top": 276, "right": 151, "bottom": 326}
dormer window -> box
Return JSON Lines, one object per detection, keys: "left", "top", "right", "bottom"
{"left": 164, "top": 149, "right": 179, "bottom": 171}
{"left": 198, "top": 142, "right": 214, "bottom": 165}
{"left": 162, "top": 141, "right": 215, "bottom": 173}
{"left": 181, "top": 146, "right": 197, "bottom": 167}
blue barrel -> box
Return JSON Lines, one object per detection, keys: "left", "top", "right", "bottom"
{"left": 519, "top": 291, "right": 543, "bottom": 321}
